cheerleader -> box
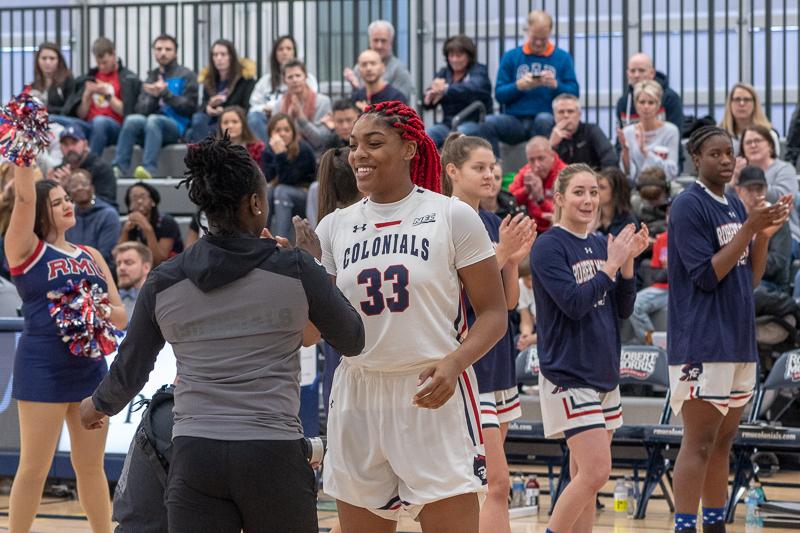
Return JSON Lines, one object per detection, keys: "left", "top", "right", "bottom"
{"left": 5, "top": 162, "right": 126, "bottom": 533}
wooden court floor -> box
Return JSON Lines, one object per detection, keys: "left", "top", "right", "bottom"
{"left": 1, "top": 472, "right": 796, "bottom": 532}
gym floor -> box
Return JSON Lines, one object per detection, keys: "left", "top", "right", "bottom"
{"left": 0, "top": 470, "right": 796, "bottom": 532}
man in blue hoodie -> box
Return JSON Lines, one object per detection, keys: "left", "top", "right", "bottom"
{"left": 113, "top": 35, "right": 198, "bottom": 179}
{"left": 478, "top": 10, "right": 579, "bottom": 155}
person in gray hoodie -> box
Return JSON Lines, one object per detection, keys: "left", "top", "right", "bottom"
{"left": 80, "top": 135, "right": 365, "bottom": 533}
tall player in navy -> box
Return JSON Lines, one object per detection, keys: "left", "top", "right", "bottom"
{"left": 4, "top": 163, "right": 126, "bottom": 532}
{"left": 441, "top": 133, "right": 536, "bottom": 533}
{"left": 317, "top": 101, "right": 508, "bottom": 533}
{"left": 668, "top": 126, "right": 791, "bottom": 533}
{"left": 530, "top": 164, "right": 648, "bottom": 533}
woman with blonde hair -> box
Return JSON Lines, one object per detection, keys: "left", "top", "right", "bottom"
{"left": 719, "top": 82, "right": 780, "bottom": 157}
{"left": 619, "top": 80, "right": 680, "bottom": 184}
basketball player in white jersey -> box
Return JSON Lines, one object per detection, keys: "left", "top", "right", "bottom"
{"left": 316, "top": 101, "right": 508, "bottom": 533}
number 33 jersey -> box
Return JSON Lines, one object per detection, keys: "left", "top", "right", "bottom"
{"left": 316, "top": 187, "right": 495, "bottom": 372}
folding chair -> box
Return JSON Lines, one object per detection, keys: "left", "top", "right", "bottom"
{"left": 612, "top": 345, "right": 676, "bottom": 519}
{"left": 505, "top": 346, "right": 571, "bottom": 514}
{"left": 724, "top": 349, "right": 800, "bottom": 523}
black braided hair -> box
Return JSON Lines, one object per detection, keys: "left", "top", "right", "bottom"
{"left": 180, "top": 133, "right": 265, "bottom": 235}
{"left": 686, "top": 125, "right": 732, "bottom": 157}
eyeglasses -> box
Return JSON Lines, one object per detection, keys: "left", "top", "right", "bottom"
{"left": 743, "top": 137, "right": 766, "bottom": 147}
{"left": 732, "top": 97, "right": 754, "bottom": 105}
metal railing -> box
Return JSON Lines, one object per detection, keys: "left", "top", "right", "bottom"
{"left": 0, "top": 0, "right": 798, "bottom": 138}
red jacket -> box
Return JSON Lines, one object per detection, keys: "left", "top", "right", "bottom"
{"left": 508, "top": 153, "right": 566, "bottom": 231}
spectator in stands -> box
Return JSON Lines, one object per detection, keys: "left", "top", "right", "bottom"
{"left": 61, "top": 37, "right": 141, "bottom": 157}
{"left": 516, "top": 259, "right": 537, "bottom": 351}
{"left": 480, "top": 160, "right": 526, "bottom": 219}
{"left": 218, "top": 106, "right": 265, "bottom": 162}
{"left": 550, "top": 93, "right": 617, "bottom": 169}
{"left": 630, "top": 209, "right": 669, "bottom": 345}
{"left": 509, "top": 136, "right": 566, "bottom": 231}
{"left": 351, "top": 49, "right": 408, "bottom": 110}
{"left": 32, "top": 43, "right": 76, "bottom": 175}
{"left": 635, "top": 166, "right": 670, "bottom": 237}
{"left": 113, "top": 241, "right": 153, "bottom": 318}
{"left": 30, "top": 42, "right": 75, "bottom": 117}
{"left": 316, "top": 147, "right": 361, "bottom": 224}
{"left": 423, "top": 34, "right": 493, "bottom": 148}
{"left": 720, "top": 82, "right": 780, "bottom": 158}
{"left": 736, "top": 125, "right": 800, "bottom": 256}
{"left": 343, "top": 20, "right": 414, "bottom": 100}
{"left": 785, "top": 103, "right": 800, "bottom": 167}
{"left": 118, "top": 181, "right": 184, "bottom": 266}
{"left": 248, "top": 35, "right": 319, "bottom": 141}
{"left": 616, "top": 52, "right": 683, "bottom": 134}
{"left": 111, "top": 34, "right": 198, "bottom": 180}
{"left": 262, "top": 113, "right": 316, "bottom": 240}
{"left": 273, "top": 59, "right": 332, "bottom": 153}
{"left": 189, "top": 39, "right": 257, "bottom": 142}
{"left": 47, "top": 126, "right": 117, "bottom": 207}
{"left": 596, "top": 167, "right": 637, "bottom": 236}
{"left": 619, "top": 80, "right": 680, "bottom": 184}
{"left": 734, "top": 166, "right": 792, "bottom": 293}
{"left": 319, "top": 99, "right": 361, "bottom": 150}
{"left": 64, "top": 169, "right": 121, "bottom": 265}
{"left": 479, "top": 10, "right": 579, "bottom": 155}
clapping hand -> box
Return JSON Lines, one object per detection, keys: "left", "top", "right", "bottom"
{"left": 754, "top": 194, "right": 793, "bottom": 238}
{"left": 496, "top": 213, "right": 537, "bottom": 266}
{"left": 293, "top": 216, "right": 322, "bottom": 260}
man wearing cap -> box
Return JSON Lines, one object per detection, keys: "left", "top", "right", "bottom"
{"left": 47, "top": 126, "right": 117, "bottom": 207}
{"left": 735, "top": 165, "right": 792, "bottom": 292}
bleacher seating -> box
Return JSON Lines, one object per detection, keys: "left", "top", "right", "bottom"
{"left": 116, "top": 178, "right": 195, "bottom": 217}
{"left": 102, "top": 144, "right": 189, "bottom": 178}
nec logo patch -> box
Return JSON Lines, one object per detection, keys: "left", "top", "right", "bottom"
{"left": 412, "top": 213, "right": 437, "bottom": 226}
{"left": 680, "top": 363, "right": 703, "bottom": 382}
{"left": 473, "top": 454, "right": 487, "bottom": 485}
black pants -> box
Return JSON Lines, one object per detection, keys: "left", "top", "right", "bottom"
{"left": 166, "top": 437, "right": 318, "bottom": 533}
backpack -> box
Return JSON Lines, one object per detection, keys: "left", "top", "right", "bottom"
{"left": 112, "top": 384, "right": 175, "bottom": 533}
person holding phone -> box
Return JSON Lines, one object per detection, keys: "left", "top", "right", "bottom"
{"left": 477, "top": 10, "right": 579, "bottom": 156}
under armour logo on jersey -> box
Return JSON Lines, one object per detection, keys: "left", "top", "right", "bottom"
{"left": 353, "top": 224, "right": 367, "bottom": 233}
{"left": 729, "top": 211, "right": 737, "bottom": 219}
{"left": 584, "top": 247, "right": 593, "bottom": 254}
{"left": 412, "top": 213, "right": 437, "bottom": 226}
{"left": 680, "top": 363, "right": 703, "bottom": 382}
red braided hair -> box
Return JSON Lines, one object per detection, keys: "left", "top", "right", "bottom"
{"left": 362, "top": 100, "right": 441, "bottom": 193}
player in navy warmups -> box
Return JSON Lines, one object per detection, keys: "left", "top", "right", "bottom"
{"left": 4, "top": 163, "right": 127, "bottom": 532}
{"left": 441, "top": 133, "right": 536, "bottom": 533}
{"left": 668, "top": 126, "right": 791, "bottom": 533}
{"left": 317, "top": 101, "right": 508, "bottom": 533}
{"left": 530, "top": 163, "right": 648, "bottom": 533}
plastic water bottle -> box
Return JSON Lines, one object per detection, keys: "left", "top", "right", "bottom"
{"left": 613, "top": 478, "right": 628, "bottom": 513}
{"left": 625, "top": 477, "right": 636, "bottom": 517}
{"left": 511, "top": 475, "right": 525, "bottom": 507}
{"left": 745, "top": 480, "right": 764, "bottom": 530}
{"left": 524, "top": 474, "right": 540, "bottom": 509}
